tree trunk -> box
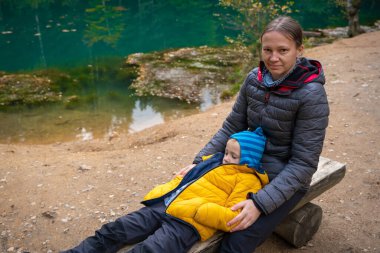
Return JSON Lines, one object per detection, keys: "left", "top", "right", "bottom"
{"left": 347, "top": 0, "right": 364, "bottom": 37}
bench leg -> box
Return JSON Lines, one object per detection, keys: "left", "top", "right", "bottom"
{"left": 274, "top": 202, "right": 323, "bottom": 248}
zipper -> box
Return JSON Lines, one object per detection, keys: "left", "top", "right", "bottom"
{"left": 165, "top": 163, "right": 223, "bottom": 207}
{"left": 264, "top": 91, "right": 270, "bottom": 104}
{"left": 259, "top": 89, "right": 270, "bottom": 125}
{"left": 164, "top": 162, "right": 246, "bottom": 208}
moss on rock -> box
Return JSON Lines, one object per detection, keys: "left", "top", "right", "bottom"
{"left": 127, "top": 45, "right": 254, "bottom": 103}
{"left": 0, "top": 74, "right": 62, "bottom": 107}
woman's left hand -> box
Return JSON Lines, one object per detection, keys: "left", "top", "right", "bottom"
{"left": 227, "top": 200, "right": 261, "bottom": 232}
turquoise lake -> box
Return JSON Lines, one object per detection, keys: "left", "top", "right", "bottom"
{"left": 0, "top": 0, "right": 379, "bottom": 144}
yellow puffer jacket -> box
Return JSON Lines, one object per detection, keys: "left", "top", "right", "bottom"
{"left": 143, "top": 155, "right": 269, "bottom": 241}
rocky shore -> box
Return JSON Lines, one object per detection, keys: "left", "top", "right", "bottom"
{"left": 2, "top": 22, "right": 379, "bottom": 111}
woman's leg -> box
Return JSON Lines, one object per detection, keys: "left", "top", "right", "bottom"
{"left": 61, "top": 202, "right": 166, "bottom": 253}
{"left": 219, "top": 190, "right": 307, "bottom": 253}
{"left": 128, "top": 216, "right": 199, "bottom": 253}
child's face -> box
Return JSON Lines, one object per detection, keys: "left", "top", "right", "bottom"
{"left": 223, "top": 139, "right": 240, "bottom": 164}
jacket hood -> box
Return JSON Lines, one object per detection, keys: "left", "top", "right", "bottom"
{"left": 230, "top": 127, "right": 266, "bottom": 170}
{"left": 257, "top": 57, "right": 325, "bottom": 92}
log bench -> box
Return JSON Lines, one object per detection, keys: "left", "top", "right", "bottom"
{"left": 118, "top": 156, "right": 346, "bottom": 252}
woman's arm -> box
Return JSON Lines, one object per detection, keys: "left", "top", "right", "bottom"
{"left": 252, "top": 83, "right": 329, "bottom": 215}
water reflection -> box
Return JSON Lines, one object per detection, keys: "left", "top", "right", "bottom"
{"left": 76, "top": 127, "right": 94, "bottom": 141}
{"left": 0, "top": 0, "right": 229, "bottom": 72}
{"left": 0, "top": 95, "right": 199, "bottom": 144}
{"left": 129, "top": 100, "right": 164, "bottom": 133}
{"left": 199, "top": 86, "right": 224, "bottom": 111}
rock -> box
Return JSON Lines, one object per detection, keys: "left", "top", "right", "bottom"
{"left": 127, "top": 46, "right": 253, "bottom": 103}
{"left": 61, "top": 217, "right": 69, "bottom": 223}
{"left": 0, "top": 74, "right": 62, "bottom": 106}
{"left": 81, "top": 185, "right": 94, "bottom": 192}
{"left": 78, "top": 164, "right": 92, "bottom": 172}
{"left": 42, "top": 211, "right": 57, "bottom": 219}
{"left": 320, "top": 24, "right": 380, "bottom": 38}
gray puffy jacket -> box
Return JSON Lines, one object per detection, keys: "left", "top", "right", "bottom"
{"left": 194, "top": 58, "right": 329, "bottom": 214}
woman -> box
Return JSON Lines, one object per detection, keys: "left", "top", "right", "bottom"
{"left": 179, "top": 16, "right": 329, "bottom": 252}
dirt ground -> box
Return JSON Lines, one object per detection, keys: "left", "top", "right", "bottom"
{"left": 0, "top": 31, "right": 379, "bottom": 253}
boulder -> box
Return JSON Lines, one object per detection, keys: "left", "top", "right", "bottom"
{"left": 127, "top": 46, "right": 253, "bottom": 104}
{"left": 0, "top": 74, "right": 62, "bottom": 106}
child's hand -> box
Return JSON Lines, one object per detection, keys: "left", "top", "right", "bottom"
{"left": 174, "top": 164, "right": 196, "bottom": 178}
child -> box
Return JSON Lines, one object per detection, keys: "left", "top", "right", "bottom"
{"left": 62, "top": 128, "right": 268, "bottom": 253}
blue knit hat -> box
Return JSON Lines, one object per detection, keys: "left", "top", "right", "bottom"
{"left": 230, "top": 127, "right": 266, "bottom": 169}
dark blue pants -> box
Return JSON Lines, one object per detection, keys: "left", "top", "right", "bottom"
{"left": 219, "top": 190, "right": 307, "bottom": 253}
{"left": 61, "top": 202, "right": 198, "bottom": 253}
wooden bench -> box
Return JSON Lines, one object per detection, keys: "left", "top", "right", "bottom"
{"left": 118, "top": 156, "right": 346, "bottom": 252}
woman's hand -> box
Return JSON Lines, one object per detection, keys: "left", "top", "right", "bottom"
{"left": 227, "top": 200, "right": 261, "bottom": 232}
{"left": 175, "top": 164, "right": 196, "bottom": 178}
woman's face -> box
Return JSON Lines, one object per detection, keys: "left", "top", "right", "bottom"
{"left": 261, "top": 31, "right": 303, "bottom": 80}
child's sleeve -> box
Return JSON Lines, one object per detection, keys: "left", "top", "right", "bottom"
{"left": 194, "top": 175, "right": 264, "bottom": 231}
{"left": 143, "top": 176, "right": 182, "bottom": 201}
{"left": 194, "top": 202, "right": 239, "bottom": 232}
{"left": 226, "top": 176, "right": 263, "bottom": 207}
